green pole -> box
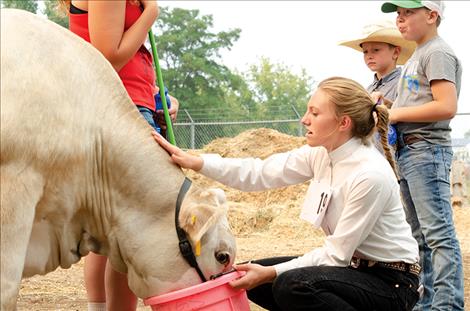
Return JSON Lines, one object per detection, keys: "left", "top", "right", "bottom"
{"left": 148, "top": 28, "right": 176, "bottom": 145}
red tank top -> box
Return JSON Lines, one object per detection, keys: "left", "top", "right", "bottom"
{"left": 69, "top": 1, "right": 156, "bottom": 110}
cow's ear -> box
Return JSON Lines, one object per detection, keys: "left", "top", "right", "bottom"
{"left": 180, "top": 189, "right": 226, "bottom": 244}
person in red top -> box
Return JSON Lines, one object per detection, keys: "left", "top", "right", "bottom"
{"left": 58, "top": 1, "right": 178, "bottom": 310}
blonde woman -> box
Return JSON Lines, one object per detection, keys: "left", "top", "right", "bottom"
{"left": 154, "top": 77, "right": 420, "bottom": 311}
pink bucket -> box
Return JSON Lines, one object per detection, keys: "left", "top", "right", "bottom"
{"left": 143, "top": 271, "right": 250, "bottom": 311}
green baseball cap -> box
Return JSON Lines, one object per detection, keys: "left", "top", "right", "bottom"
{"left": 381, "top": 0, "right": 445, "bottom": 18}
{"left": 381, "top": 0, "right": 425, "bottom": 13}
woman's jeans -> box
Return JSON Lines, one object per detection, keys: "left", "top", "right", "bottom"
{"left": 396, "top": 140, "right": 464, "bottom": 311}
{"left": 248, "top": 257, "right": 419, "bottom": 311}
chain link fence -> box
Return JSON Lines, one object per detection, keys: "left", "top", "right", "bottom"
{"left": 173, "top": 119, "right": 304, "bottom": 149}
{"left": 173, "top": 104, "right": 305, "bottom": 149}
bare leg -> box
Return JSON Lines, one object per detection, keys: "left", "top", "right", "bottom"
{"left": 105, "top": 262, "right": 138, "bottom": 311}
{"left": 84, "top": 253, "right": 107, "bottom": 303}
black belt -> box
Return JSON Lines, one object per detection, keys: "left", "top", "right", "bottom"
{"left": 397, "top": 134, "right": 424, "bottom": 150}
{"left": 350, "top": 257, "right": 421, "bottom": 276}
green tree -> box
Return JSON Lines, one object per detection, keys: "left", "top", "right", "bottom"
{"left": 222, "top": 75, "right": 258, "bottom": 118}
{"left": 244, "top": 57, "right": 314, "bottom": 119}
{"left": 153, "top": 7, "right": 244, "bottom": 112}
{"left": 43, "top": 0, "right": 69, "bottom": 28}
{"left": 1, "top": 0, "right": 37, "bottom": 13}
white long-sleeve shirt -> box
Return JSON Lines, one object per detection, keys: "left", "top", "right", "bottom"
{"left": 200, "top": 137, "right": 419, "bottom": 276}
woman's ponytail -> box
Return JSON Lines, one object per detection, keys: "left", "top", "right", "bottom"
{"left": 374, "top": 105, "right": 398, "bottom": 178}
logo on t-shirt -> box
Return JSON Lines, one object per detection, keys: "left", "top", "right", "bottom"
{"left": 401, "top": 60, "right": 420, "bottom": 94}
{"left": 402, "top": 74, "right": 419, "bottom": 93}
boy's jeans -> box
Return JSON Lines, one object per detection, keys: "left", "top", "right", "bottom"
{"left": 396, "top": 140, "right": 464, "bottom": 311}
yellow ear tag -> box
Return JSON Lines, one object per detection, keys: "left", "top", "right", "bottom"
{"left": 191, "top": 215, "right": 197, "bottom": 225}
{"left": 195, "top": 240, "right": 201, "bottom": 256}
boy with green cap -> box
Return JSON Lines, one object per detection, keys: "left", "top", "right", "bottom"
{"left": 380, "top": 1, "right": 464, "bottom": 310}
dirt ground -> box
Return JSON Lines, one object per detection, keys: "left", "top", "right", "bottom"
{"left": 17, "top": 129, "right": 470, "bottom": 310}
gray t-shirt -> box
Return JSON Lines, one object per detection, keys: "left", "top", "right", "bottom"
{"left": 367, "top": 67, "right": 402, "bottom": 104}
{"left": 393, "top": 36, "right": 462, "bottom": 146}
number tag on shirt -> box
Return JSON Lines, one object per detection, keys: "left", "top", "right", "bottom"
{"left": 300, "top": 181, "right": 332, "bottom": 228}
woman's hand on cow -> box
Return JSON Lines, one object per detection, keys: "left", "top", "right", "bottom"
{"left": 229, "top": 263, "right": 277, "bottom": 290}
{"left": 152, "top": 132, "right": 203, "bottom": 171}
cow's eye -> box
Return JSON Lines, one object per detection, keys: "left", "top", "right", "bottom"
{"left": 215, "top": 251, "right": 230, "bottom": 265}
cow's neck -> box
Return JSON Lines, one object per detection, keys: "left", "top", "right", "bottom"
{"left": 81, "top": 115, "right": 185, "bottom": 260}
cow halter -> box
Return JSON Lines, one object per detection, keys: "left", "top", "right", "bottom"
{"left": 175, "top": 177, "right": 208, "bottom": 282}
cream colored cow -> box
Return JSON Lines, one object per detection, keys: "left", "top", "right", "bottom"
{"left": 0, "top": 9, "right": 236, "bottom": 310}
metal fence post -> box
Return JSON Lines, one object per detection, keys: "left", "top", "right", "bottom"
{"left": 184, "top": 109, "right": 195, "bottom": 149}
{"left": 291, "top": 105, "right": 303, "bottom": 136}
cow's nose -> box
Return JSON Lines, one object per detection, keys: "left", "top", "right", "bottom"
{"left": 215, "top": 251, "right": 230, "bottom": 266}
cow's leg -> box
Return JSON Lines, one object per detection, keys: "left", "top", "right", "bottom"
{"left": 1, "top": 164, "right": 44, "bottom": 310}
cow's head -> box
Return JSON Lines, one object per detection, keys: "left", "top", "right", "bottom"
{"left": 105, "top": 184, "right": 236, "bottom": 298}
{"left": 178, "top": 187, "right": 236, "bottom": 276}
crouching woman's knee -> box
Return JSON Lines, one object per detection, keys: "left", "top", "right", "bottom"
{"left": 272, "top": 272, "right": 293, "bottom": 304}
{"left": 272, "top": 270, "right": 313, "bottom": 310}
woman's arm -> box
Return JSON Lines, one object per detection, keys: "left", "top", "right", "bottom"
{"left": 88, "top": 0, "right": 158, "bottom": 71}
{"left": 153, "top": 132, "right": 315, "bottom": 191}
{"left": 198, "top": 151, "right": 313, "bottom": 191}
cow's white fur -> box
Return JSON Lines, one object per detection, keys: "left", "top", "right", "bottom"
{"left": 0, "top": 9, "right": 236, "bottom": 310}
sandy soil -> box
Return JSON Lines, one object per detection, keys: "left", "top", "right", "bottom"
{"left": 16, "top": 129, "right": 470, "bottom": 310}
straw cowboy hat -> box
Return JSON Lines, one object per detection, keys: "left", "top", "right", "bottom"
{"left": 339, "top": 20, "right": 416, "bottom": 65}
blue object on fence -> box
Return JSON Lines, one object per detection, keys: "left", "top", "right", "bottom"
{"left": 155, "top": 87, "right": 172, "bottom": 111}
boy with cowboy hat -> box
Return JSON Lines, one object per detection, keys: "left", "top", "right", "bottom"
{"left": 340, "top": 20, "right": 415, "bottom": 149}
{"left": 380, "top": 1, "right": 464, "bottom": 310}
{"left": 339, "top": 19, "right": 416, "bottom": 107}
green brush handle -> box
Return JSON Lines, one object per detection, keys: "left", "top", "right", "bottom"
{"left": 148, "top": 28, "right": 176, "bottom": 145}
